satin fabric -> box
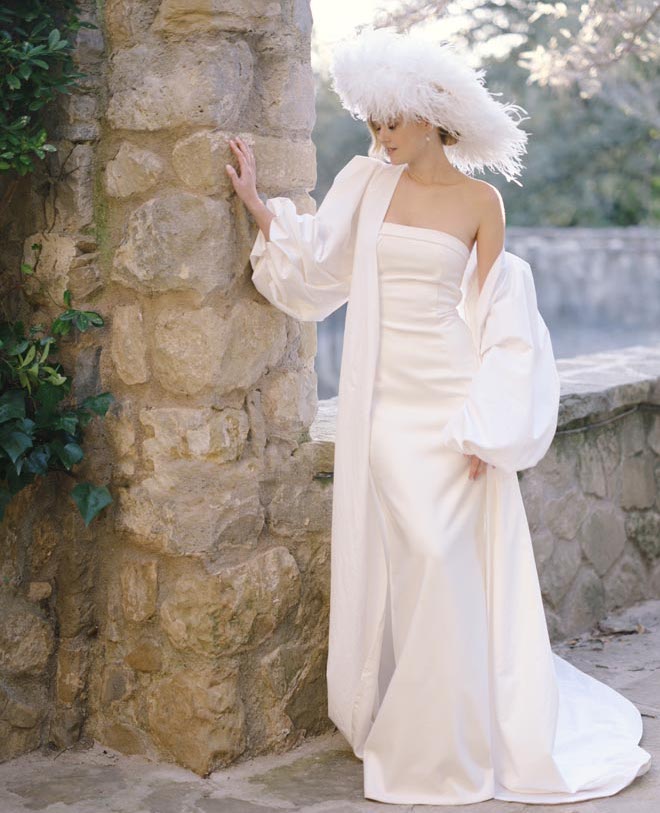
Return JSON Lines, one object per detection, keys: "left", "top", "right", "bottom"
{"left": 249, "top": 155, "right": 651, "bottom": 804}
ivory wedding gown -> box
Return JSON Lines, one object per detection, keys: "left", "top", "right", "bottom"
{"left": 360, "top": 220, "right": 652, "bottom": 805}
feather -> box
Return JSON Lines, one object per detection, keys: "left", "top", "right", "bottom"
{"left": 329, "top": 27, "right": 530, "bottom": 184}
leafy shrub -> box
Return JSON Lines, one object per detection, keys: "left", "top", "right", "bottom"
{"left": 0, "top": 277, "right": 114, "bottom": 526}
{"left": 0, "top": 0, "right": 92, "bottom": 176}
{"left": 1, "top": 2, "right": 112, "bottom": 526}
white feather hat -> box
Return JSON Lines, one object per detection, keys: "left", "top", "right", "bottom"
{"left": 328, "top": 26, "right": 530, "bottom": 184}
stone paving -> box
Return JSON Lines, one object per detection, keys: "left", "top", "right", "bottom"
{"left": 0, "top": 600, "right": 658, "bottom": 813}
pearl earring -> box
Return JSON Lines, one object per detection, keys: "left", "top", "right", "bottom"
{"left": 426, "top": 134, "right": 430, "bottom": 142}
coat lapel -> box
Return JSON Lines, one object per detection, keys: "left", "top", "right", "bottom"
{"left": 326, "top": 159, "right": 408, "bottom": 752}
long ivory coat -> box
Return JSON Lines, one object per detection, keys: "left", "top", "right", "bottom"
{"left": 249, "top": 155, "right": 574, "bottom": 781}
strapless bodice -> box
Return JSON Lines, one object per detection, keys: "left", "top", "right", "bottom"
{"left": 373, "top": 220, "right": 478, "bottom": 403}
{"left": 376, "top": 221, "right": 469, "bottom": 318}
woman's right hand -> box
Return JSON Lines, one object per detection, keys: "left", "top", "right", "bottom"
{"left": 226, "top": 136, "right": 260, "bottom": 208}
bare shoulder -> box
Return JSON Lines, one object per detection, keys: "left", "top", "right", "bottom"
{"left": 465, "top": 179, "right": 505, "bottom": 228}
{"left": 464, "top": 178, "right": 503, "bottom": 207}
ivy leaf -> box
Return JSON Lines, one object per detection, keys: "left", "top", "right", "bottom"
{"left": 0, "top": 390, "right": 26, "bottom": 423}
{"left": 25, "top": 446, "right": 51, "bottom": 476}
{"left": 0, "top": 430, "right": 33, "bottom": 463}
{"left": 73, "top": 312, "right": 89, "bottom": 331}
{"left": 53, "top": 441, "right": 84, "bottom": 469}
{"left": 83, "top": 311, "right": 104, "bottom": 327}
{"left": 71, "top": 483, "right": 112, "bottom": 526}
{"left": 54, "top": 413, "right": 78, "bottom": 434}
{"left": 81, "top": 392, "right": 114, "bottom": 416}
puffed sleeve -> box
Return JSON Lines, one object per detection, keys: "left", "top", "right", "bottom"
{"left": 437, "top": 251, "right": 560, "bottom": 473}
{"left": 249, "top": 154, "right": 379, "bottom": 322}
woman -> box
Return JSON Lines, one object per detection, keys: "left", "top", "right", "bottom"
{"left": 226, "top": 27, "right": 651, "bottom": 807}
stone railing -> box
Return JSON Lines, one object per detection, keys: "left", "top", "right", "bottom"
{"left": 311, "top": 344, "right": 660, "bottom": 641}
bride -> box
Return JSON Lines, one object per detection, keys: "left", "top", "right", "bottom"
{"left": 225, "top": 26, "right": 651, "bottom": 808}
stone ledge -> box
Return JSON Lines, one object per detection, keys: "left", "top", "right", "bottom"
{"left": 311, "top": 344, "right": 660, "bottom": 444}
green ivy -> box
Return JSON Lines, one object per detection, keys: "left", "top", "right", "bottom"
{"left": 0, "top": 0, "right": 93, "bottom": 176}
{"left": 1, "top": 2, "right": 112, "bottom": 526}
{"left": 0, "top": 284, "right": 114, "bottom": 526}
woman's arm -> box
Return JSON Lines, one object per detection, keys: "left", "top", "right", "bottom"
{"left": 474, "top": 184, "right": 506, "bottom": 295}
{"left": 226, "top": 139, "right": 380, "bottom": 322}
{"left": 226, "top": 137, "right": 275, "bottom": 240}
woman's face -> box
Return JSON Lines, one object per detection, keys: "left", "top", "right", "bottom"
{"left": 369, "top": 114, "right": 430, "bottom": 162}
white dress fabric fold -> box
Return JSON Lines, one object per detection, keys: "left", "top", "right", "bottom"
{"left": 249, "top": 155, "right": 651, "bottom": 805}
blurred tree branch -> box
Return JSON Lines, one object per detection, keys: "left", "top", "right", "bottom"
{"left": 368, "top": 0, "right": 659, "bottom": 126}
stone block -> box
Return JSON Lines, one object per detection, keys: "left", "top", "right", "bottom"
{"left": 48, "top": 143, "right": 95, "bottom": 232}
{"left": 268, "top": 479, "right": 333, "bottom": 540}
{"left": 146, "top": 665, "right": 246, "bottom": 775}
{"left": 111, "top": 304, "right": 149, "bottom": 385}
{"left": 152, "top": 306, "right": 228, "bottom": 395}
{"left": 538, "top": 538, "right": 582, "bottom": 607}
{"left": 27, "top": 582, "right": 52, "bottom": 603}
{"left": 260, "top": 58, "right": 315, "bottom": 131}
{"left": 107, "top": 41, "right": 252, "bottom": 132}
{"left": 578, "top": 503, "right": 627, "bottom": 576}
{"left": 559, "top": 567, "right": 606, "bottom": 636}
{"left": 153, "top": 0, "right": 281, "bottom": 35}
{"left": 160, "top": 547, "right": 300, "bottom": 655}
{"left": 0, "top": 598, "right": 54, "bottom": 677}
{"left": 140, "top": 407, "right": 249, "bottom": 465}
{"left": 101, "top": 665, "right": 137, "bottom": 706}
{"left": 105, "top": 142, "right": 163, "bottom": 198}
{"left": 55, "top": 640, "right": 90, "bottom": 707}
{"left": 171, "top": 131, "right": 316, "bottom": 195}
{"left": 0, "top": 721, "right": 40, "bottom": 762}
{"left": 577, "top": 441, "right": 606, "bottom": 498}
{"left": 97, "top": 721, "right": 148, "bottom": 755}
{"left": 105, "top": 0, "right": 158, "bottom": 50}
{"left": 124, "top": 640, "right": 162, "bottom": 673}
{"left": 260, "top": 367, "right": 318, "bottom": 439}
{"left": 22, "top": 233, "right": 77, "bottom": 307}
{"left": 0, "top": 683, "right": 43, "bottom": 729}
{"left": 120, "top": 560, "right": 158, "bottom": 622}
{"left": 55, "top": 544, "right": 95, "bottom": 638}
{"left": 112, "top": 193, "right": 233, "bottom": 296}
{"left": 625, "top": 510, "right": 660, "bottom": 560}
{"left": 49, "top": 706, "right": 84, "bottom": 749}
{"left": 152, "top": 300, "right": 286, "bottom": 396}
{"left": 115, "top": 459, "right": 264, "bottom": 556}
{"left": 621, "top": 457, "right": 655, "bottom": 509}
{"left": 221, "top": 299, "right": 288, "bottom": 392}
{"left": 648, "top": 414, "right": 660, "bottom": 455}
{"left": 602, "top": 549, "right": 648, "bottom": 608}
{"left": 621, "top": 411, "right": 646, "bottom": 456}
{"left": 543, "top": 492, "right": 589, "bottom": 541}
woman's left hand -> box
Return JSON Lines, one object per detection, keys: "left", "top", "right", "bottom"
{"left": 464, "top": 453, "right": 488, "bottom": 480}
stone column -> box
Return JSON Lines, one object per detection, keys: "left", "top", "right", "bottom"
{"left": 1, "top": 0, "right": 337, "bottom": 775}
{"left": 87, "top": 0, "right": 334, "bottom": 775}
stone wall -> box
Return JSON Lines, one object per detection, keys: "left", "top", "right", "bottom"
{"left": 521, "top": 345, "right": 660, "bottom": 638}
{"left": 1, "top": 0, "right": 334, "bottom": 776}
{"left": 506, "top": 226, "right": 660, "bottom": 331}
